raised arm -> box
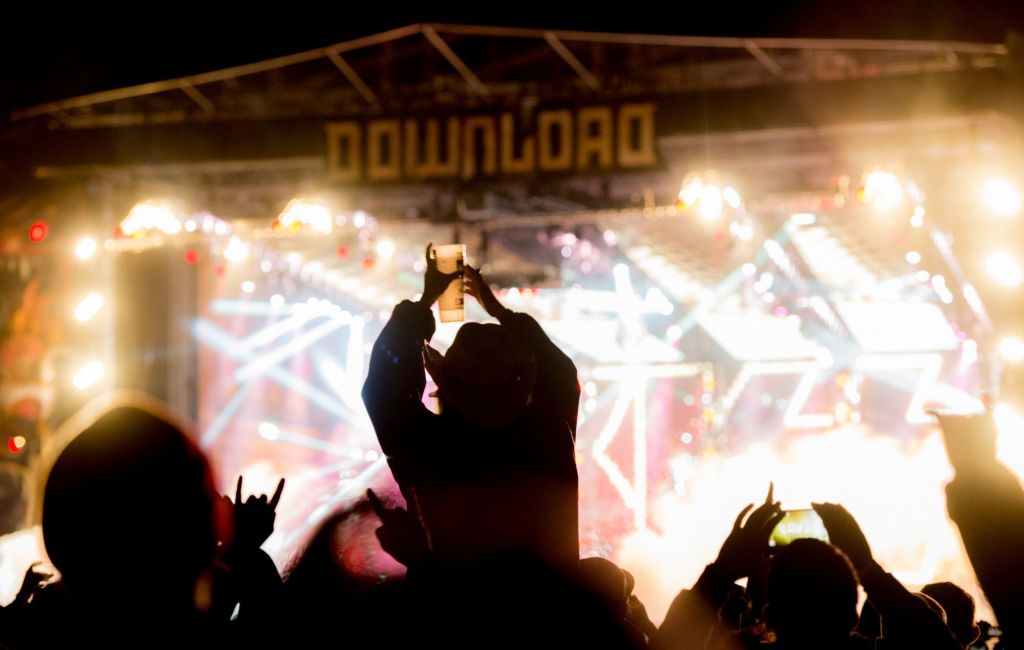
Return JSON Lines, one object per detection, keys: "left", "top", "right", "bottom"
{"left": 936, "top": 412, "right": 1024, "bottom": 643}
{"left": 463, "top": 265, "right": 580, "bottom": 437}
{"left": 812, "top": 502, "right": 960, "bottom": 649}
{"left": 653, "top": 488, "right": 782, "bottom": 650}
{"left": 361, "top": 245, "right": 460, "bottom": 457}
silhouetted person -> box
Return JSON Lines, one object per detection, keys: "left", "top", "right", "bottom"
{"left": 935, "top": 411, "right": 1024, "bottom": 645}
{"left": 764, "top": 538, "right": 869, "bottom": 649}
{"left": 811, "top": 502, "right": 959, "bottom": 650}
{"left": 22, "top": 400, "right": 225, "bottom": 648}
{"left": 362, "top": 247, "right": 580, "bottom": 573}
{"left": 922, "top": 582, "right": 980, "bottom": 648}
{"left": 652, "top": 487, "right": 785, "bottom": 650}
{"left": 581, "top": 556, "right": 656, "bottom": 645}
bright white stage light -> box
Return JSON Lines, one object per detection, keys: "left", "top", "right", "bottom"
{"left": 121, "top": 201, "right": 182, "bottom": 236}
{"left": 910, "top": 206, "right": 925, "bottom": 228}
{"left": 981, "top": 178, "right": 1021, "bottom": 217}
{"left": 73, "top": 362, "right": 104, "bottom": 389}
{"left": 74, "top": 293, "right": 103, "bottom": 322}
{"left": 1000, "top": 336, "right": 1024, "bottom": 364}
{"left": 376, "top": 238, "right": 395, "bottom": 259}
{"left": 905, "top": 251, "right": 921, "bottom": 265}
{"left": 223, "top": 237, "right": 250, "bottom": 262}
{"left": 241, "top": 281, "right": 255, "bottom": 294}
{"left": 985, "top": 251, "right": 1022, "bottom": 288}
{"left": 860, "top": 170, "right": 904, "bottom": 211}
{"left": 677, "top": 172, "right": 741, "bottom": 222}
{"left": 258, "top": 422, "right": 280, "bottom": 441}
{"left": 279, "top": 198, "right": 333, "bottom": 233}
{"left": 184, "top": 219, "right": 198, "bottom": 232}
{"left": 75, "top": 237, "right": 97, "bottom": 260}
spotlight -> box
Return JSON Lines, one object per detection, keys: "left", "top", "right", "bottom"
{"left": 376, "top": 238, "right": 396, "bottom": 259}
{"left": 258, "top": 422, "right": 280, "bottom": 441}
{"left": 75, "top": 237, "right": 97, "bottom": 260}
{"left": 73, "top": 361, "right": 105, "bottom": 389}
{"left": 278, "top": 199, "right": 333, "bottom": 234}
{"left": 74, "top": 293, "right": 103, "bottom": 322}
{"left": 223, "top": 237, "right": 249, "bottom": 262}
{"left": 985, "top": 251, "right": 1022, "bottom": 288}
{"left": 859, "top": 170, "right": 904, "bottom": 211}
{"left": 1000, "top": 336, "right": 1024, "bottom": 364}
{"left": 677, "top": 171, "right": 742, "bottom": 223}
{"left": 981, "top": 178, "right": 1021, "bottom": 217}
{"left": 121, "top": 201, "right": 182, "bottom": 236}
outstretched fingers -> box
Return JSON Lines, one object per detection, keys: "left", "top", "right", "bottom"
{"left": 732, "top": 503, "right": 754, "bottom": 531}
{"left": 270, "top": 477, "right": 286, "bottom": 509}
{"left": 366, "top": 488, "right": 387, "bottom": 518}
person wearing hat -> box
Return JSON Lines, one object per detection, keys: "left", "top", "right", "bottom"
{"left": 362, "top": 245, "right": 580, "bottom": 574}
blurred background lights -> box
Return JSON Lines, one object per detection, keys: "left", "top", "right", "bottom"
{"left": 28, "top": 221, "right": 48, "bottom": 242}
{"left": 121, "top": 200, "right": 182, "bottom": 236}
{"left": 985, "top": 251, "right": 1022, "bottom": 288}
{"left": 677, "top": 171, "right": 741, "bottom": 222}
{"left": 73, "top": 362, "right": 105, "bottom": 390}
{"left": 223, "top": 237, "right": 250, "bottom": 262}
{"left": 860, "top": 169, "right": 904, "bottom": 211}
{"left": 278, "top": 198, "right": 333, "bottom": 234}
{"left": 258, "top": 422, "right": 280, "bottom": 441}
{"left": 1000, "top": 336, "right": 1024, "bottom": 364}
{"left": 375, "top": 238, "right": 395, "bottom": 259}
{"left": 75, "top": 237, "right": 97, "bottom": 260}
{"left": 981, "top": 178, "right": 1021, "bottom": 217}
{"left": 74, "top": 293, "right": 103, "bottom": 322}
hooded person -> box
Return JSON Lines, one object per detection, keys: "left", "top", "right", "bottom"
{"left": 362, "top": 245, "right": 580, "bottom": 574}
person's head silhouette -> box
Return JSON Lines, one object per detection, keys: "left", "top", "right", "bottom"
{"left": 922, "top": 582, "right": 979, "bottom": 647}
{"left": 423, "top": 323, "right": 537, "bottom": 428}
{"left": 43, "top": 400, "right": 219, "bottom": 609}
{"left": 766, "top": 539, "right": 859, "bottom": 646}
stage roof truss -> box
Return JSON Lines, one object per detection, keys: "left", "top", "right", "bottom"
{"left": 10, "top": 24, "right": 1008, "bottom": 129}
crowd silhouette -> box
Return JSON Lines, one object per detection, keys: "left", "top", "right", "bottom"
{"left": 0, "top": 243, "right": 1019, "bottom": 649}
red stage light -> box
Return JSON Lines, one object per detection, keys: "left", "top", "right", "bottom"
{"left": 184, "top": 249, "right": 200, "bottom": 265}
{"left": 362, "top": 257, "right": 375, "bottom": 270}
{"left": 337, "top": 245, "right": 349, "bottom": 258}
{"left": 28, "top": 222, "right": 48, "bottom": 242}
{"left": 7, "top": 436, "right": 25, "bottom": 454}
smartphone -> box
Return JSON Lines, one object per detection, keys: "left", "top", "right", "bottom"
{"left": 769, "top": 509, "right": 829, "bottom": 547}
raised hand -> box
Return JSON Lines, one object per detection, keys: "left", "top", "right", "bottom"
{"left": 713, "top": 484, "right": 784, "bottom": 582}
{"left": 366, "top": 488, "right": 430, "bottom": 570}
{"left": 811, "top": 502, "right": 873, "bottom": 572}
{"left": 463, "top": 265, "right": 506, "bottom": 320}
{"left": 418, "top": 243, "right": 462, "bottom": 308}
{"left": 230, "top": 475, "right": 285, "bottom": 550}
{"left": 13, "top": 562, "right": 55, "bottom": 607}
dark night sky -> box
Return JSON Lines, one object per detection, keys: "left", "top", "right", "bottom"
{"left": 3, "top": 0, "right": 1024, "bottom": 116}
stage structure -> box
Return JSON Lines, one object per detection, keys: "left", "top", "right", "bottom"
{"left": 2, "top": 25, "right": 1023, "bottom": 617}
